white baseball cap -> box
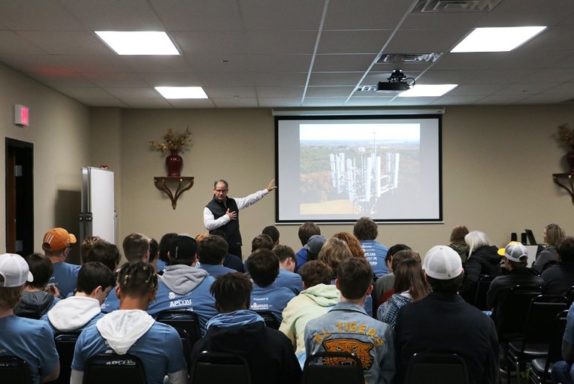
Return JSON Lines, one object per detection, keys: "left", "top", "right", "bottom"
{"left": 0, "top": 253, "right": 34, "bottom": 287}
{"left": 423, "top": 245, "right": 464, "bottom": 280}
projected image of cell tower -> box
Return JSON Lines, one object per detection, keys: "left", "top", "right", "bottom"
{"left": 329, "top": 144, "right": 400, "bottom": 215}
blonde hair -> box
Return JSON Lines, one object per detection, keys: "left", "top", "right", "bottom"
{"left": 318, "top": 237, "right": 353, "bottom": 278}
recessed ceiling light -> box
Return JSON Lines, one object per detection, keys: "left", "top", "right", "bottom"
{"left": 155, "top": 86, "right": 208, "bottom": 99}
{"left": 95, "top": 31, "right": 179, "bottom": 55}
{"left": 451, "top": 26, "right": 546, "bottom": 53}
{"left": 398, "top": 84, "right": 458, "bottom": 97}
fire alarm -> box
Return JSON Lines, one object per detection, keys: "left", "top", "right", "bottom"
{"left": 14, "top": 104, "right": 30, "bottom": 126}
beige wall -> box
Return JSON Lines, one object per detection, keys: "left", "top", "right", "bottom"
{"left": 0, "top": 63, "right": 90, "bottom": 255}
{"left": 91, "top": 105, "right": 574, "bottom": 256}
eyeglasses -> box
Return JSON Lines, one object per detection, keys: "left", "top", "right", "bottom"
{"left": 215, "top": 189, "right": 228, "bottom": 193}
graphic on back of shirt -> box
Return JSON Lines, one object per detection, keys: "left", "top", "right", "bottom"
{"left": 322, "top": 338, "right": 374, "bottom": 369}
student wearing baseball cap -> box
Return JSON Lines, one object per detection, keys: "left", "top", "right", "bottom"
{"left": 0, "top": 253, "right": 60, "bottom": 383}
{"left": 43, "top": 227, "right": 79, "bottom": 298}
{"left": 395, "top": 245, "right": 499, "bottom": 384}
{"left": 486, "top": 242, "right": 543, "bottom": 315}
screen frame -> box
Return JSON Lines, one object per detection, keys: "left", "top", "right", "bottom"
{"left": 274, "top": 114, "right": 443, "bottom": 224}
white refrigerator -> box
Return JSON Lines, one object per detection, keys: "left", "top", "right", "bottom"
{"left": 80, "top": 167, "right": 116, "bottom": 245}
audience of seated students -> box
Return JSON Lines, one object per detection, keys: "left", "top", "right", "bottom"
{"left": 318, "top": 237, "right": 374, "bottom": 316}
{"left": 354, "top": 217, "right": 389, "bottom": 278}
{"left": 251, "top": 233, "right": 274, "bottom": 252}
{"left": 190, "top": 273, "right": 302, "bottom": 384}
{"left": 449, "top": 225, "right": 470, "bottom": 262}
{"left": 280, "top": 260, "right": 339, "bottom": 364}
{"left": 262, "top": 225, "right": 280, "bottom": 246}
{"left": 486, "top": 242, "right": 543, "bottom": 318}
{"left": 246, "top": 249, "right": 295, "bottom": 322}
{"left": 197, "top": 234, "right": 236, "bottom": 277}
{"left": 14, "top": 253, "right": 59, "bottom": 319}
{"left": 305, "top": 257, "right": 395, "bottom": 384}
{"left": 533, "top": 223, "right": 566, "bottom": 273}
{"left": 71, "top": 261, "right": 187, "bottom": 384}
{"left": 373, "top": 244, "right": 412, "bottom": 305}
{"left": 542, "top": 236, "right": 574, "bottom": 295}
{"left": 79, "top": 236, "right": 101, "bottom": 264}
{"left": 272, "top": 244, "right": 303, "bottom": 294}
{"left": 460, "top": 230, "right": 502, "bottom": 302}
{"left": 0, "top": 253, "right": 60, "bottom": 383}
{"left": 123, "top": 232, "right": 151, "bottom": 262}
{"left": 295, "top": 222, "right": 321, "bottom": 271}
{"left": 395, "top": 245, "right": 499, "bottom": 384}
{"left": 156, "top": 232, "right": 178, "bottom": 273}
{"left": 43, "top": 227, "right": 80, "bottom": 298}
{"left": 46, "top": 261, "right": 115, "bottom": 333}
{"left": 83, "top": 239, "right": 121, "bottom": 272}
{"left": 377, "top": 255, "right": 430, "bottom": 327}
{"left": 207, "top": 230, "right": 245, "bottom": 272}
{"left": 333, "top": 231, "right": 365, "bottom": 258}
{"left": 146, "top": 235, "right": 217, "bottom": 334}
{"left": 551, "top": 300, "right": 574, "bottom": 384}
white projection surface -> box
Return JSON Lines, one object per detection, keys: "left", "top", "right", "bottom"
{"left": 276, "top": 116, "right": 442, "bottom": 222}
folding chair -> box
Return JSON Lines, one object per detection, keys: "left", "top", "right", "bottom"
{"left": 302, "top": 351, "right": 364, "bottom": 384}
{"left": 83, "top": 354, "right": 146, "bottom": 384}
{"left": 0, "top": 356, "right": 33, "bottom": 384}
{"left": 528, "top": 309, "right": 568, "bottom": 384}
{"left": 404, "top": 352, "right": 470, "bottom": 384}
{"left": 191, "top": 352, "right": 251, "bottom": 384}
{"left": 155, "top": 309, "right": 202, "bottom": 371}
{"left": 255, "top": 310, "right": 280, "bottom": 329}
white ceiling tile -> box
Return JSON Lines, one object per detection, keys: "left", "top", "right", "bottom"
{"left": 248, "top": 54, "right": 311, "bottom": 73}
{"left": 313, "top": 54, "right": 375, "bottom": 72}
{"left": 246, "top": 31, "right": 317, "bottom": 55}
{"left": 240, "top": 0, "right": 326, "bottom": 30}
{"left": 186, "top": 54, "right": 252, "bottom": 73}
{"left": 256, "top": 87, "right": 304, "bottom": 98}
{"left": 83, "top": 72, "right": 149, "bottom": 88}
{"left": 18, "top": 31, "right": 110, "bottom": 55}
{"left": 165, "top": 99, "right": 216, "bottom": 108}
{"left": 384, "top": 29, "right": 465, "bottom": 53}
{"left": 302, "top": 97, "right": 348, "bottom": 107}
{"left": 172, "top": 31, "right": 248, "bottom": 56}
{"left": 203, "top": 86, "right": 257, "bottom": 98}
{"left": 325, "top": 0, "right": 413, "bottom": 30}
{"left": 318, "top": 30, "right": 392, "bottom": 54}
{"left": 140, "top": 72, "right": 206, "bottom": 86}
{"left": 122, "top": 56, "right": 193, "bottom": 73}
{"left": 305, "top": 86, "right": 356, "bottom": 98}
{"left": 258, "top": 98, "right": 302, "bottom": 107}
{"left": 149, "top": 0, "right": 244, "bottom": 31}
{"left": 194, "top": 72, "right": 256, "bottom": 87}
{"left": 0, "top": 32, "right": 47, "bottom": 55}
{"left": 0, "top": 0, "right": 83, "bottom": 30}
{"left": 310, "top": 72, "right": 364, "bottom": 86}
{"left": 253, "top": 72, "right": 307, "bottom": 87}
{"left": 212, "top": 97, "right": 259, "bottom": 107}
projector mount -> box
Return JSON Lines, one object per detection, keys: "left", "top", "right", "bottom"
{"left": 377, "top": 69, "right": 416, "bottom": 92}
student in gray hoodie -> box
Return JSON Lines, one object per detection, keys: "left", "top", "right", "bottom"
{"left": 15, "top": 253, "right": 59, "bottom": 319}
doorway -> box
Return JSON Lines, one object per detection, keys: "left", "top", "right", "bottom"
{"left": 6, "top": 138, "right": 34, "bottom": 255}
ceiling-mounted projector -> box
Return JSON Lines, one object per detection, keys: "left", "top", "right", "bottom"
{"left": 377, "top": 69, "right": 415, "bottom": 92}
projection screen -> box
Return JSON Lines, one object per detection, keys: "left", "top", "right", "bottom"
{"left": 275, "top": 115, "right": 442, "bottom": 223}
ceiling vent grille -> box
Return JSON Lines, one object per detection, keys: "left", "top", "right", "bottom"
{"left": 413, "top": 0, "right": 503, "bottom": 12}
{"left": 377, "top": 53, "right": 442, "bottom": 64}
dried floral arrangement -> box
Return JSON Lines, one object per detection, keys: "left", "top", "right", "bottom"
{"left": 150, "top": 128, "right": 192, "bottom": 153}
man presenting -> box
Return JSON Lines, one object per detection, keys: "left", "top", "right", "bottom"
{"left": 204, "top": 178, "right": 276, "bottom": 257}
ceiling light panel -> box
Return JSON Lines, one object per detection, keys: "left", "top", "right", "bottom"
{"left": 451, "top": 26, "right": 546, "bottom": 52}
{"left": 399, "top": 84, "right": 458, "bottom": 97}
{"left": 155, "top": 86, "right": 208, "bottom": 99}
{"left": 95, "top": 31, "right": 179, "bottom": 55}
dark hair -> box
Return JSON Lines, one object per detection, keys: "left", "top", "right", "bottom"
{"left": 245, "top": 249, "right": 279, "bottom": 287}
{"left": 168, "top": 235, "right": 198, "bottom": 266}
{"left": 213, "top": 179, "right": 229, "bottom": 189}
{"left": 558, "top": 237, "right": 574, "bottom": 263}
{"left": 159, "top": 233, "right": 178, "bottom": 263}
{"left": 353, "top": 217, "right": 378, "bottom": 241}
{"left": 273, "top": 244, "right": 295, "bottom": 263}
{"left": 117, "top": 261, "right": 158, "bottom": 297}
{"left": 391, "top": 250, "right": 421, "bottom": 272}
{"left": 393, "top": 258, "right": 430, "bottom": 301}
{"left": 450, "top": 225, "right": 469, "bottom": 243}
{"left": 333, "top": 232, "right": 364, "bottom": 258}
{"left": 77, "top": 261, "right": 115, "bottom": 294}
{"left": 385, "top": 243, "right": 411, "bottom": 267}
{"left": 426, "top": 274, "right": 464, "bottom": 294}
{"left": 85, "top": 240, "right": 121, "bottom": 271}
{"left": 262, "top": 226, "right": 280, "bottom": 244}
{"left": 299, "top": 261, "right": 332, "bottom": 288}
{"left": 198, "top": 235, "right": 229, "bottom": 265}
{"left": 337, "top": 257, "right": 373, "bottom": 300}
{"left": 149, "top": 238, "right": 159, "bottom": 263}
{"left": 210, "top": 229, "right": 228, "bottom": 243}
{"left": 251, "top": 234, "right": 274, "bottom": 252}
{"left": 211, "top": 272, "right": 252, "bottom": 313}
{"left": 24, "top": 253, "right": 53, "bottom": 289}
{"left": 80, "top": 236, "right": 101, "bottom": 262}
{"left": 298, "top": 222, "right": 321, "bottom": 246}
{"left": 0, "top": 286, "right": 21, "bottom": 309}
{"left": 122, "top": 233, "right": 150, "bottom": 262}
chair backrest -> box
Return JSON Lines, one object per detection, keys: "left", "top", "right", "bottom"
{"left": 545, "top": 310, "right": 569, "bottom": 366}
{"left": 473, "top": 274, "right": 494, "bottom": 310}
{"left": 492, "top": 284, "right": 542, "bottom": 341}
{"left": 302, "top": 352, "right": 364, "bottom": 384}
{"left": 255, "top": 311, "right": 280, "bottom": 329}
{"left": 155, "top": 309, "right": 202, "bottom": 369}
{"left": 566, "top": 286, "right": 574, "bottom": 305}
{"left": 83, "top": 354, "right": 146, "bottom": 384}
{"left": 404, "top": 352, "right": 470, "bottom": 384}
{"left": 0, "top": 356, "right": 33, "bottom": 384}
{"left": 191, "top": 352, "right": 251, "bottom": 384}
{"left": 521, "top": 295, "right": 568, "bottom": 346}
{"left": 52, "top": 332, "right": 80, "bottom": 384}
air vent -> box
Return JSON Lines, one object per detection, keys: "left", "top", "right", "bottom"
{"left": 413, "top": 0, "right": 503, "bottom": 12}
{"left": 356, "top": 85, "right": 378, "bottom": 92}
{"left": 377, "top": 53, "right": 442, "bottom": 64}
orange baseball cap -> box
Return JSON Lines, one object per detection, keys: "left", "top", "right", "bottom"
{"left": 42, "top": 227, "right": 77, "bottom": 252}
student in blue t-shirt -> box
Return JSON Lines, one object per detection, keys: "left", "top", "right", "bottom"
{"left": 246, "top": 249, "right": 295, "bottom": 322}
{"left": 146, "top": 235, "right": 217, "bottom": 334}
{"left": 71, "top": 261, "right": 187, "bottom": 384}
{"left": 354, "top": 217, "right": 389, "bottom": 278}
{"left": 0, "top": 253, "right": 60, "bottom": 384}
{"left": 272, "top": 245, "right": 303, "bottom": 294}
{"left": 294, "top": 222, "right": 322, "bottom": 272}
{"left": 198, "top": 235, "right": 236, "bottom": 278}
{"left": 43, "top": 227, "right": 80, "bottom": 297}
